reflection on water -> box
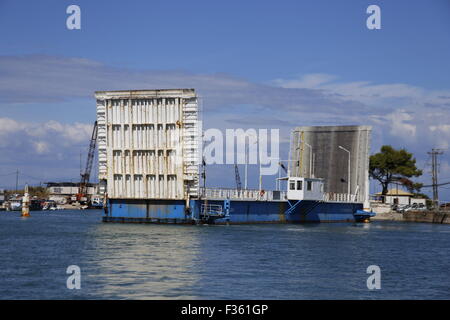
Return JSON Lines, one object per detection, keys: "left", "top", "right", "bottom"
{"left": 0, "top": 210, "right": 449, "bottom": 299}
{"left": 83, "top": 223, "right": 201, "bottom": 299}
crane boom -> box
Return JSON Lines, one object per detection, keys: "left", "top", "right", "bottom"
{"left": 78, "top": 121, "right": 98, "bottom": 201}
{"left": 279, "top": 162, "right": 288, "bottom": 174}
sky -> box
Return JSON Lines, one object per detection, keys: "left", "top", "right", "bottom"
{"left": 0, "top": 0, "right": 450, "bottom": 200}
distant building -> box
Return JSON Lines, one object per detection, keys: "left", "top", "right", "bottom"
{"left": 0, "top": 189, "right": 4, "bottom": 205}
{"left": 46, "top": 182, "right": 97, "bottom": 203}
{"left": 374, "top": 189, "right": 426, "bottom": 206}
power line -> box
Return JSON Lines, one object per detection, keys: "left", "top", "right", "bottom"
{"left": 421, "top": 181, "right": 450, "bottom": 188}
{"left": 20, "top": 173, "right": 45, "bottom": 181}
{"left": 0, "top": 172, "right": 16, "bottom": 177}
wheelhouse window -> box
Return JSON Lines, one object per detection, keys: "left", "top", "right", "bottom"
{"left": 289, "top": 181, "right": 295, "bottom": 190}
{"left": 307, "top": 180, "right": 312, "bottom": 191}
{"left": 296, "top": 180, "right": 302, "bottom": 190}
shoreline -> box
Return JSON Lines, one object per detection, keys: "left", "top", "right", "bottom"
{"left": 372, "top": 210, "right": 450, "bottom": 224}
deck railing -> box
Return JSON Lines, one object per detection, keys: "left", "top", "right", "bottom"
{"left": 201, "top": 188, "right": 364, "bottom": 203}
{"left": 202, "top": 188, "right": 287, "bottom": 201}
{"left": 323, "top": 192, "right": 364, "bottom": 203}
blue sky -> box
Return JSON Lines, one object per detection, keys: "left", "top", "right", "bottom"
{"left": 2, "top": 0, "right": 450, "bottom": 87}
{"left": 0, "top": 0, "right": 450, "bottom": 199}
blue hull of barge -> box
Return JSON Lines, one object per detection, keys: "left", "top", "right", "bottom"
{"left": 103, "top": 199, "right": 365, "bottom": 224}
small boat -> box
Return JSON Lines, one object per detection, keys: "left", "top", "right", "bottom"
{"left": 9, "top": 200, "right": 22, "bottom": 211}
{"left": 42, "top": 200, "right": 57, "bottom": 211}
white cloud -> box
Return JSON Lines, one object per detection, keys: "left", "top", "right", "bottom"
{"left": 273, "top": 73, "right": 337, "bottom": 89}
{"left": 385, "top": 110, "right": 417, "bottom": 140}
{"left": 0, "top": 117, "right": 24, "bottom": 133}
{"left": 0, "top": 117, "right": 93, "bottom": 187}
{"left": 273, "top": 73, "right": 450, "bottom": 147}
{"left": 33, "top": 141, "right": 50, "bottom": 154}
{"left": 0, "top": 55, "right": 367, "bottom": 116}
{"left": 0, "top": 118, "right": 92, "bottom": 154}
{"left": 430, "top": 124, "right": 450, "bottom": 133}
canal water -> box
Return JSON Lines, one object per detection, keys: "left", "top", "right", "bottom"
{"left": 0, "top": 210, "right": 449, "bottom": 299}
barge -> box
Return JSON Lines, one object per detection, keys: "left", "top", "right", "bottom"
{"left": 103, "top": 178, "right": 373, "bottom": 224}
{"left": 95, "top": 89, "right": 374, "bottom": 224}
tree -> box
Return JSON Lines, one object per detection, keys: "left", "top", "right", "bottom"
{"left": 369, "top": 145, "right": 422, "bottom": 202}
{"left": 29, "top": 186, "right": 49, "bottom": 199}
{"left": 5, "top": 186, "right": 49, "bottom": 199}
{"left": 398, "top": 177, "right": 423, "bottom": 195}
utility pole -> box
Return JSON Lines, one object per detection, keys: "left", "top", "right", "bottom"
{"left": 428, "top": 148, "right": 444, "bottom": 209}
{"left": 15, "top": 169, "right": 19, "bottom": 192}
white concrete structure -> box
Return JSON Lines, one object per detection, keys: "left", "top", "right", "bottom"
{"left": 47, "top": 182, "right": 97, "bottom": 203}
{"left": 95, "top": 89, "right": 201, "bottom": 200}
